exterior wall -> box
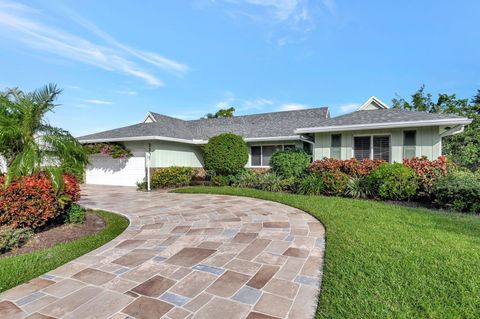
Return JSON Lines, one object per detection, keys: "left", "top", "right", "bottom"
{"left": 246, "top": 140, "right": 303, "bottom": 168}
{"left": 0, "top": 155, "right": 6, "bottom": 174}
{"left": 149, "top": 141, "right": 203, "bottom": 168}
{"left": 314, "top": 126, "right": 442, "bottom": 162}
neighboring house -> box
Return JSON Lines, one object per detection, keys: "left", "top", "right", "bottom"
{"left": 77, "top": 96, "right": 471, "bottom": 186}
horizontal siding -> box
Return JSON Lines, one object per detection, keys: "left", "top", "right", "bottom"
{"left": 314, "top": 126, "right": 442, "bottom": 162}
{"left": 150, "top": 141, "right": 203, "bottom": 168}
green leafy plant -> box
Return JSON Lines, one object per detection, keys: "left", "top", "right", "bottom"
{"left": 136, "top": 181, "right": 147, "bottom": 191}
{"left": 346, "top": 176, "right": 371, "bottom": 199}
{"left": 211, "top": 175, "right": 236, "bottom": 186}
{"left": 297, "top": 174, "right": 325, "bottom": 195}
{"left": 368, "top": 163, "right": 419, "bottom": 200}
{"left": 320, "top": 171, "right": 350, "bottom": 196}
{"left": 270, "top": 149, "right": 311, "bottom": 178}
{"left": 83, "top": 143, "right": 132, "bottom": 159}
{"left": 64, "top": 204, "right": 86, "bottom": 224}
{"left": 432, "top": 170, "right": 480, "bottom": 214}
{"left": 0, "top": 226, "right": 33, "bottom": 254}
{"left": 151, "top": 166, "right": 193, "bottom": 188}
{"left": 0, "top": 84, "right": 88, "bottom": 190}
{"left": 202, "top": 133, "right": 248, "bottom": 176}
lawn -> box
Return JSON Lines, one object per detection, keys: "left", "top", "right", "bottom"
{"left": 175, "top": 187, "right": 480, "bottom": 319}
{"left": 0, "top": 210, "right": 129, "bottom": 293}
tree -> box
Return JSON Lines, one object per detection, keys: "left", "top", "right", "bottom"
{"left": 204, "top": 107, "right": 235, "bottom": 119}
{"left": 202, "top": 133, "right": 248, "bottom": 175}
{"left": 0, "top": 84, "right": 88, "bottom": 188}
{"left": 392, "top": 86, "right": 480, "bottom": 171}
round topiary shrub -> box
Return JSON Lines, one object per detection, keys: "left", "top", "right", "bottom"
{"left": 202, "top": 133, "right": 248, "bottom": 176}
{"left": 367, "top": 163, "right": 419, "bottom": 200}
{"left": 270, "top": 149, "right": 311, "bottom": 178}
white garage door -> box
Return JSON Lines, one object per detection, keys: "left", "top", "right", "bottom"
{"left": 85, "top": 155, "right": 146, "bottom": 186}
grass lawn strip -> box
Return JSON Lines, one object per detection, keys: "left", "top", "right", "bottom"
{"left": 175, "top": 186, "right": 480, "bottom": 319}
{"left": 0, "top": 210, "right": 129, "bottom": 293}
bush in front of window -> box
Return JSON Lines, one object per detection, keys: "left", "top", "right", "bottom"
{"left": 367, "top": 163, "right": 419, "bottom": 201}
{"left": 202, "top": 133, "right": 248, "bottom": 176}
{"left": 309, "top": 158, "right": 384, "bottom": 177}
{"left": 151, "top": 166, "right": 194, "bottom": 188}
{"left": 432, "top": 170, "right": 480, "bottom": 214}
{"left": 403, "top": 156, "right": 451, "bottom": 197}
{"left": 270, "top": 149, "right": 311, "bottom": 178}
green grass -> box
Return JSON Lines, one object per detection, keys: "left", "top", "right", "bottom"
{"left": 0, "top": 211, "right": 129, "bottom": 292}
{"left": 175, "top": 187, "right": 480, "bottom": 319}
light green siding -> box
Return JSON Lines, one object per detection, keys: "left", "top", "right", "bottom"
{"left": 150, "top": 141, "right": 203, "bottom": 167}
{"left": 314, "top": 126, "right": 442, "bottom": 162}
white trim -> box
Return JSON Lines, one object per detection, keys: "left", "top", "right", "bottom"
{"left": 357, "top": 96, "right": 390, "bottom": 111}
{"left": 142, "top": 112, "right": 157, "bottom": 123}
{"left": 294, "top": 118, "right": 472, "bottom": 134}
{"left": 440, "top": 124, "right": 465, "bottom": 137}
{"left": 79, "top": 136, "right": 208, "bottom": 145}
{"left": 244, "top": 136, "right": 300, "bottom": 142}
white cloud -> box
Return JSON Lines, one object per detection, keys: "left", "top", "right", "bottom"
{"left": 116, "top": 90, "right": 138, "bottom": 96}
{"left": 214, "top": 94, "right": 273, "bottom": 112}
{"left": 338, "top": 103, "right": 360, "bottom": 114}
{"left": 278, "top": 103, "right": 309, "bottom": 111}
{"left": 83, "top": 99, "right": 113, "bottom": 105}
{"left": 0, "top": 1, "right": 188, "bottom": 86}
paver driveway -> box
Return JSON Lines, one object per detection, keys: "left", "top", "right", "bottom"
{"left": 0, "top": 185, "right": 325, "bottom": 319}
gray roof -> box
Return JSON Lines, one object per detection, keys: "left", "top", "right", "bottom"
{"left": 78, "top": 107, "right": 329, "bottom": 142}
{"left": 297, "top": 109, "right": 468, "bottom": 129}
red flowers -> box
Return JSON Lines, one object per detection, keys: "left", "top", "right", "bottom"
{"left": 0, "top": 173, "right": 80, "bottom": 229}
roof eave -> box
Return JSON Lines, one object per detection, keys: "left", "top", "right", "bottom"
{"left": 78, "top": 136, "right": 208, "bottom": 145}
{"left": 294, "top": 118, "right": 473, "bottom": 134}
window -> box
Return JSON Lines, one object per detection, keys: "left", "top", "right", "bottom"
{"left": 354, "top": 135, "right": 390, "bottom": 162}
{"left": 250, "top": 144, "right": 296, "bottom": 166}
{"left": 373, "top": 136, "right": 390, "bottom": 162}
{"left": 403, "top": 130, "right": 416, "bottom": 159}
{"left": 354, "top": 136, "right": 371, "bottom": 160}
{"left": 331, "top": 134, "right": 341, "bottom": 159}
{"left": 251, "top": 146, "right": 261, "bottom": 166}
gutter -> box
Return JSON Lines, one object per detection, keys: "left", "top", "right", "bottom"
{"left": 294, "top": 118, "right": 472, "bottom": 134}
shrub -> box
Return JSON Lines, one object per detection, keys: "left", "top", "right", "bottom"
{"left": 320, "top": 171, "right": 350, "bottom": 196}
{"left": 0, "top": 175, "right": 61, "bottom": 229}
{"left": 432, "top": 171, "right": 480, "bottom": 214}
{"left": 202, "top": 133, "right": 248, "bottom": 175}
{"left": 232, "top": 171, "right": 292, "bottom": 192}
{"left": 63, "top": 173, "right": 81, "bottom": 202}
{"left": 342, "top": 159, "right": 385, "bottom": 177}
{"left": 64, "top": 204, "right": 86, "bottom": 224}
{"left": 403, "top": 156, "right": 450, "bottom": 196}
{"left": 84, "top": 142, "right": 132, "bottom": 159}
{"left": 136, "top": 181, "right": 147, "bottom": 191}
{"left": 309, "top": 158, "right": 384, "bottom": 177}
{"left": 233, "top": 170, "right": 260, "bottom": 189}
{"left": 270, "top": 149, "right": 311, "bottom": 178}
{"left": 0, "top": 226, "right": 33, "bottom": 254}
{"left": 368, "top": 163, "right": 419, "bottom": 200}
{"left": 346, "top": 176, "right": 372, "bottom": 199}
{"left": 297, "top": 174, "right": 325, "bottom": 195}
{"left": 211, "top": 175, "right": 236, "bottom": 186}
{"left": 151, "top": 167, "right": 193, "bottom": 188}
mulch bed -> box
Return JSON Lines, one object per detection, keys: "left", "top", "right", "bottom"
{"left": 1, "top": 212, "right": 105, "bottom": 258}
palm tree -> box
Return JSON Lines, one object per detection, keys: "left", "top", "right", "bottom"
{"left": 0, "top": 84, "right": 88, "bottom": 190}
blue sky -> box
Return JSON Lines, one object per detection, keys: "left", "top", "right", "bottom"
{"left": 1, "top": 0, "right": 479, "bottom": 137}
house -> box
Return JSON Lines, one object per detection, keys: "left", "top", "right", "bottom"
{"left": 77, "top": 96, "right": 472, "bottom": 186}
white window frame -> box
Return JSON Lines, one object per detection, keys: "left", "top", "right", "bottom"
{"left": 249, "top": 144, "right": 296, "bottom": 167}
{"left": 352, "top": 133, "right": 392, "bottom": 163}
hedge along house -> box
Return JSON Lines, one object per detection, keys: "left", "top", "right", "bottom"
{"left": 77, "top": 96, "right": 471, "bottom": 186}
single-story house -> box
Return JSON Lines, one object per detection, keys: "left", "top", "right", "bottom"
{"left": 77, "top": 96, "right": 472, "bottom": 186}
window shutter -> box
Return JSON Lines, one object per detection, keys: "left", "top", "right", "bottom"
{"left": 403, "top": 131, "right": 416, "bottom": 159}
{"left": 331, "top": 134, "right": 342, "bottom": 159}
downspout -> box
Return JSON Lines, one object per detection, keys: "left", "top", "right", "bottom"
{"left": 146, "top": 143, "right": 151, "bottom": 192}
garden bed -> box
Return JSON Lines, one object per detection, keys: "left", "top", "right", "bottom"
{"left": 1, "top": 211, "right": 105, "bottom": 258}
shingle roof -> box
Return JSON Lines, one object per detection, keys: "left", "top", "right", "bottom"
{"left": 78, "top": 107, "right": 329, "bottom": 142}
{"left": 295, "top": 109, "right": 470, "bottom": 133}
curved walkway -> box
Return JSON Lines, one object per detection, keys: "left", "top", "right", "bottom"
{"left": 0, "top": 185, "right": 325, "bottom": 319}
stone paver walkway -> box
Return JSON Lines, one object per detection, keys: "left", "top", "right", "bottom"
{"left": 0, "top": 185, "right": 325, "bottom": 319}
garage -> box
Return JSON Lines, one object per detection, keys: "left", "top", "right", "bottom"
{"left": 85, "top": 154, "right": 146, "bottom": 186}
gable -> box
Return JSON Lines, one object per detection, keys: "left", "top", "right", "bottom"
{"left": 357, "top": 96, "right": 389, "bottom": 111}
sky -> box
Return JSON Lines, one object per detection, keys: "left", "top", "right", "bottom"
{"left": 0, "top": 0, "right": 479, "bottom": 137}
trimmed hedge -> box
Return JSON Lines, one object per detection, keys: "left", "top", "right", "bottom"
{"left": 310, "top": 158, "right": 384, "bottom": 177}
{"left": 432, "top": 171, "right": 480, "bottom": 214}
{"left": 151, "top": 167, "right": 193, "bottom": 188}
{"left": 202, "top": 133, "right": 248, "bottom": 176}
{"left": 270, "top": 149, "right": 310, "bottom": 178}
{"left": 368, "top": 163, "right": 419, "bottom": 200}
